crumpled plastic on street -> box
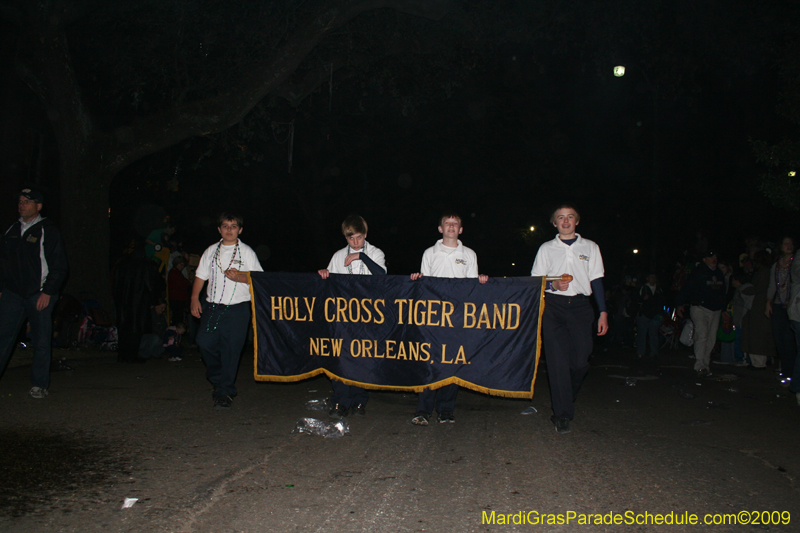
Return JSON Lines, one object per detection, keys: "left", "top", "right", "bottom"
{"left": 292, "top": 417, "right": 351, "bottom": 439}
{"left": 121, "top": 497, "right": 138, "bottom": 509}
{"left": 304, "top": 398, "right": 332, "bottom": 412}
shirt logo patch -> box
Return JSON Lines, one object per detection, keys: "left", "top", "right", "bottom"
{"left": 455, "top": 259, "right": 467, "bottom": 265}
{"left": 579, "top": 254, "right": 589, "bottom": 261}
{"left": 26, "top": 235, "right": 38, "bottom": 243}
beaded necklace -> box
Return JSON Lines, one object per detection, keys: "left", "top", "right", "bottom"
{"left": 347, "top": 243, "right": 367, "bottom": 275}
{"left": 206, "top": 239, "right": 241, "bottom": 332}
{"left": 775, "top": 255, "right": 793, "bottom": 306}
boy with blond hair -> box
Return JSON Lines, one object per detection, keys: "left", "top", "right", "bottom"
{"left": 531, "top": 204, "right": 608, "bottom": 434}
{"left": 318, "top": 215, "right": 386, "bottom": 417}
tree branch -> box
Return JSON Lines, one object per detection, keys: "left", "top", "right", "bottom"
{"left": 102, "top": 0, "right": 455, "bottom": 173}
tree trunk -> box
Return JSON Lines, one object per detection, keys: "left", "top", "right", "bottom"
{"left": 59, "top": 157, "right": 115, "bottom": 312}
{"left": 10, "top": 0, "right": 455, "bottom": 313}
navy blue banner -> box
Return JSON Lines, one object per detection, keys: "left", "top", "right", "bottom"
{"left": 249, "top": 272, "right": 544, "bottom": 399}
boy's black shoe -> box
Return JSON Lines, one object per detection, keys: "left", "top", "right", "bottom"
{"left": 438, "top": 411, "right": 455, "bottom": 424}
{"left": 214, "top": 395, "right": 233, "bottom": 410}
{"left": 554, "top": 417, "right": 571, "bottom": 434}
{"left": 411, "top": 411, "right": 431, "bottom": 425}
{"left": 351, "top": 404, "right": 366, "bottom": 416}
{"left": 329, "top": 403, "right": 349, "bottom": 418}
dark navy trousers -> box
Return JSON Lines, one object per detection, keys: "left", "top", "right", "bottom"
{"left": 416, "top": 384, "right": 458, "bottom": 414}
{"left": 542, "top": 293, "right": 594, "bottom": 420}
{"left": 196, "top": 301, "right": 250, "bottom": 398}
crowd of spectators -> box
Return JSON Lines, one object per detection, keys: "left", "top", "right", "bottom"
{"left": 112, "top": 218, "right": 196, "bottom": 363}
{"left": 604, "top": 235, "right": 800, "bottom": 406}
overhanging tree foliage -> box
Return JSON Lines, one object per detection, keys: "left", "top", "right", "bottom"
{"left": 1, "top": 0, "right": 455, "bottom": 307}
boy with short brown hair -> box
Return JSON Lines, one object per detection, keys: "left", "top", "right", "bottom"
{"left": 410, "top": 212, "right": 487, "bottom": 425}
{"left": 191, "top": 212, "right": 263, "bottom": 410}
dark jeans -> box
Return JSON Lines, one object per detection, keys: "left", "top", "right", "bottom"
{"left": 417, "top": 384, "right": 458, "bottom": 413}
{"left": 734, "top": 328, "right": 746, "bottom": 362}
{"left": 542, "top": 293, "right": 594, "bottom": 420}
{"left": 196, "top": 302, "right": 251, "bottom": 398}
{"left": 635, "top": 314, "right": 660, "bottom": 357}
{"left": 330, "top": 381, "right": 369, "bottom": 408}
{"left": 772, "top": 305, "right": 796, "bottom": 377}
{"left": 0, "top": 290, "right": 58, "bottom": 389}
{"left": 789, "top": 321, "right": 800, "bottom": 394}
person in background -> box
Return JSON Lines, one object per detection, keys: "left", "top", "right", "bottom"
{"left": 168, "top": 257, "right": 192, "bottom": 326}
{"left": 676, "top": 251, "right": 726, "bottom": 377}
{"left": 635, "top": 274, "right": 665, "bottom": 361}
{"left": 730, "top": 271, "right": 753, "bottom": 367}
{"left": 742, "top": 252, "right": 776, "bottom": 369}
{"left": 766, "top": 236, "right": 796, "bottom": 385}
{"left": 0, "top": 188, "right": 68, "bottom": 398}
{"left": 164, "top": 322, "right": 186, "bottom": 362}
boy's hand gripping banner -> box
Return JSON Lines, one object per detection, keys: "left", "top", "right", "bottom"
{"left": 249, "top": 272, "right": 545, "bottom": 399}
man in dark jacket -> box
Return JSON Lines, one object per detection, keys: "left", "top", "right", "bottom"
{"left": 0, "top": 188, "right": 69, "bottom": 398}
{"left": 676, "top": 251, "right": 726, "bottom": 377}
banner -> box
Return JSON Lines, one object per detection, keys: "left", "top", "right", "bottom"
{"left": 250, "top": 272, "right": 545, "bottom": 399}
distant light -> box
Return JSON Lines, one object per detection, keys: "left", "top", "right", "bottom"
{"left": 529, "top": 226, "right": 535, "bottom": 231}
{"left": 614, "top": 66, "right": 625, "bottom": 77}
{"left": 633, "top": 249, "right": 639, "bottom": 254}
{"left": 512, "top": 263, "right": 516, "bottom": 266}
{"left": 790, "top": 171, "right": 796, "bottom": 177}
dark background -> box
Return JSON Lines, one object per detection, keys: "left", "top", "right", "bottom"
{"left": 1, "top": 0, "right": 798, "bottom": 293}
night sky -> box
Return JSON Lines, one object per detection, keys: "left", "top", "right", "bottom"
{"left": 1, "top": 0, "right": 798, "bottom": 288}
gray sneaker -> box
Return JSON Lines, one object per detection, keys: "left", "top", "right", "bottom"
{"left": 29, "top": 387, "right": 48, "bottom": 399}
{"left": 411, "top": 411, "right": 431, "bottom": 426}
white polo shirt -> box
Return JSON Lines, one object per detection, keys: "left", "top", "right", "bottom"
{"left": 196, "top": 240, "right": 263, "bottom": 305}
{"left": 420, "top": 239, "right": 479, "bottom": 279}
{"left": 531, "top": 234, "right": 604, "bottom": 296}
{"left": 326, "top": 240, "right": 386, "bottom": 275}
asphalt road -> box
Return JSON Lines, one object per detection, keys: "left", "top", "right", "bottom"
{"left": 1, "top": 343, "right": 798, "bottom": 533}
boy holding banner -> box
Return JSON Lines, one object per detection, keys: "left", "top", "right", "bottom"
{"left": 531, "top": 204, "right": 608, "bottom": 434}
{"left": 410, "top": 212, "right": 488, "bottom": 425}
{"left": 318, "top": 215, "right": 387, "bottom": 417}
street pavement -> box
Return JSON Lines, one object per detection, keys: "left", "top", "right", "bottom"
{"left": 0, "top": 342, "right": 799, "bottom": 532}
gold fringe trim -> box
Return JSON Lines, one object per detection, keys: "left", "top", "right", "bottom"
{"left": 250, "top": 274, "right": 546, "bottom": 400}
